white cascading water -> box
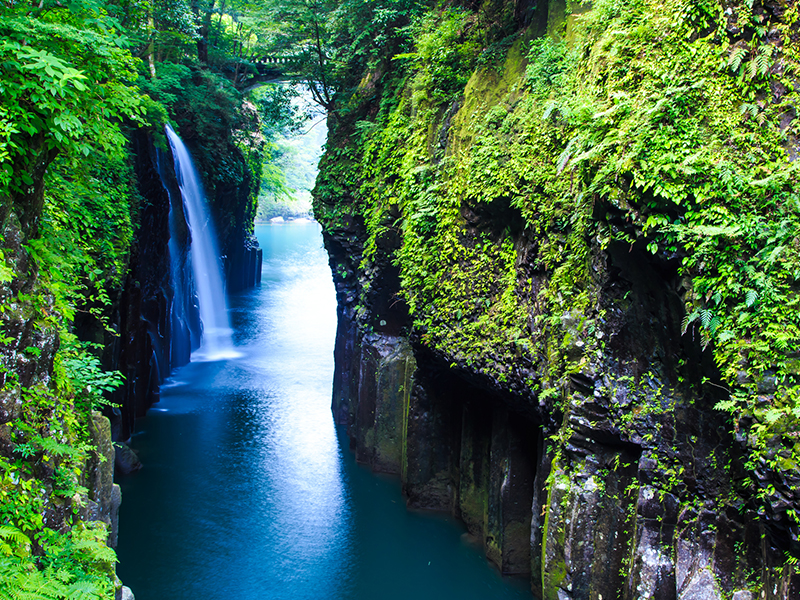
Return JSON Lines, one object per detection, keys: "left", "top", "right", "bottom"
{"left": 165, "top": 124, "right": 239, "bottom": 361}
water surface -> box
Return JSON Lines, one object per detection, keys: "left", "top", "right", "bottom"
{"left": 117, "top": 221, "right": 532, "bottom": 600}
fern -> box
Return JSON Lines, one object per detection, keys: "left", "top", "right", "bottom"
{"left": 542, "top": 100, "right": 559, "bottom": 121}
{"left": 700, "top": 308, "right": 713, "bottom": 329}
{"left": 681, "top": 309, "right": 699, "bottom": 335}
{"left": 717, "top": 330, "right": 736, "bottom": 343}
{"left": 756, "top": 45, "right": 774, "bottom": 77}
{"left": 64, "top": 580, "right": 103, "bottom": 599}
{"left": 0, "top": 526, "right": 30, "bottom": 557}
{"left": 0, "top": 560, "right": 64, "bottom": 600}
{"left": 700, "top": 328, "right": 712, "bottom": 349}
{"left": 556, "top": 138, "right": 578, "bottom": 174}
{"left": 728, "top": 45, "right": 748, "bottom": 72}
{"left": 738, "top": 102, "right": 758, "bottom": 118}
{"left": 708, "top": 315, "right": 721, "bottom": 334}
{"left": 747, "top": 56, "right": 759, "bottom": 80}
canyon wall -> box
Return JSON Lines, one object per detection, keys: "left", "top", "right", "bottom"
{"left": 315, "top": 0, "right": 800, "bottom": 597}
{"left": 106, "top": 125, "right": 263, "bottom": 446}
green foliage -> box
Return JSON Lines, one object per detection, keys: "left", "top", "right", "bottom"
{"left": 525, "top": 36, "right": 570, "bottom": 96}
{"left": 314, "top": 0, "right": 800, "bottom": 539}
{"left": 401, "top": 7, "right": 481, "bottom": 105}
{"left": 253, "top": 85, "right": 325, "bottom": 219}
{"left": 258, "top": 0, "right": 421, "bottom": 111}
{"left": 0, "top": 7, "right": 146, "bottom": 203}
{"left": 25, "top": 153, "right": 138, "bottom": 331}
{"left": 0, "top": 523, "right": 115, "bottom": 600}
{"left": 59, "top": 336, "right": 125, "bottom": 411}
{"left": 0, "top": 3, "right": 151, "bottom": 595}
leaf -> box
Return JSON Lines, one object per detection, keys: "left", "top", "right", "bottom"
{"left": 717, "top": 330, "right": 736, "bottom": 343}
{"left": 681, "top": 310, "right": 699, "bottom": 335}
{"left": 728, "top": 46, "right": 748, "bottom": 72}
{"left": 0, "top": 525, "right": 30, "bottom": 553}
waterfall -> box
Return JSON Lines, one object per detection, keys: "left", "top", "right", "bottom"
{"left": 165, "top": 124, "right": 239, "bottom": 361}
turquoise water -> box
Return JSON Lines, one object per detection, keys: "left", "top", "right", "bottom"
{"left": 116, "top": 222, "right": 532, "bottom": 600}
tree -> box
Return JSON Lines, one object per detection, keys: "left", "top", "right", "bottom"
{"left": 0, "top": 1, "right": 146, "bottom": 235}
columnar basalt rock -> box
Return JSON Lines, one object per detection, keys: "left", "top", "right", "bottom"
{"left": 322, "top": 210, "right": 800, "bottom": 599}
{"left": 106, "top": 131, "right": 196, "bottom": 443}
{"left": 315, "top": 0, "right": 800, "bottom": 590}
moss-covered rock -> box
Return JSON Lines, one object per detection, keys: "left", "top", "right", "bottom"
{"left": 315, "top": 0, "right": 800, "bottom": 596}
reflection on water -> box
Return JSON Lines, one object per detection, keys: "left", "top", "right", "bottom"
{"left": 117, "top": 222, "right": 532, "bottom": 600}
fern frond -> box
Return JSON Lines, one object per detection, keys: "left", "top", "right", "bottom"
{"left": 681, "top": 310, "right": 699, "bottom": 335}
{"left": 556, "top": 139, "right": 577, "bottom": 175}
{"left": 0, "top": 526, "right": 30, "bottom": 549}
{"left": 757, "top": 44, "right": 775, "bottom": 77}
{"left": 708, "top": 316, "right": 721, "bottom": 334}
{"left": 728, "top": 46, "right": 748, "bottom": 72}
{"left": 64, "top": 580, "right": 102, "bottom": 599}
{"left": 700, "top": 329, "right": 712, "bottom": 349}
{"left": 747, "top": 57, "right": 759, "bottom": 80}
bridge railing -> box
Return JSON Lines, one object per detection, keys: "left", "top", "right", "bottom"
{"left": 247, "top": 55, "right": 304, "bottom": 66}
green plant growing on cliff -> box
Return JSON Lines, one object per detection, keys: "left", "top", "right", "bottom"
{"left": 0, "top": 522, "right": 115, "bottom": 600}
{"left": 312, "top": 0, "right": 800, "bottom": 567}
{"left": 403, "top": 7, "right": 481, "bottom": 105}
{"left": 59, "top": 337, "right": 125, "bottom": 411}
{"left": 0, "top": 3, "right": 153, "bottom": 595}
{"left": 525, "top": 36, "right": 569, "bottom": 96}
{"left": 0, "top": 7, "right": 146, "bottom": 222}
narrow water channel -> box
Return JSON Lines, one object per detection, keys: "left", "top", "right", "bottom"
{"left": 116, "top": 221, "right": 532, "bottom": 600}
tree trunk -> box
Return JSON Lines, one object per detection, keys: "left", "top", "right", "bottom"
{"left": 147, "top": 11, "right": 156, "bottom": 78}
{"left": 197, "top": 0, "right": 215, "bottom": 64}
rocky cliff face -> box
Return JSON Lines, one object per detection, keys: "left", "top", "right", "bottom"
{"left": 323, "top": 212, "right": 800, "bottom": 599}
{"left": 100, "top": 130, "right": 198, "bottom": 445}
{"left": 100, "top": 75, "right": 266, "bottom": 447}
{"left": 105, "top": 126, "right": 263, "bottom": 446}
{"left": 0, "top": 173, "right": 128, "bottom": 594}
{"left": 315, "top": 0, "right": 800, "bottom": 598}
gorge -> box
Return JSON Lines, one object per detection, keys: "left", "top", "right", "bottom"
{"left": 1, "top": 0, "right": 800, "bottom": 599}
{"left": 115, "top": 221, "right": 532, "bottom": 599}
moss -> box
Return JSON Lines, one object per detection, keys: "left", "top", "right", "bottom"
{"left": 314, "top": 0, "right": 800, "bottom": 562}
{"left": 450, "top": 37, "right": 529, "bottom": 155}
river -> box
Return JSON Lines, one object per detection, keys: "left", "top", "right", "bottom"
{"left": 116, "top": 221, "right": 532, "bottom": 600}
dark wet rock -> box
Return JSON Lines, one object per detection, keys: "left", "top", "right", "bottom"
{"left": 321, "top": 192, "right": 799, "bottom": 598}
{"left": 88, "top": 412, "right": 115, "bottom": 519}
{"left": 90, "top": 127, "right": 263, "bottom": 443}
{"left": 315, "top": 4, "right": 800, "bottom": 599}
{"left": 109, "top": 484, "right": 122, "bottom": 548}
{"left": 80, "top": 412, "right": 124, "bottom": 548}
{"left": 114, "top": 442, "right": 143, "bottom": 475}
